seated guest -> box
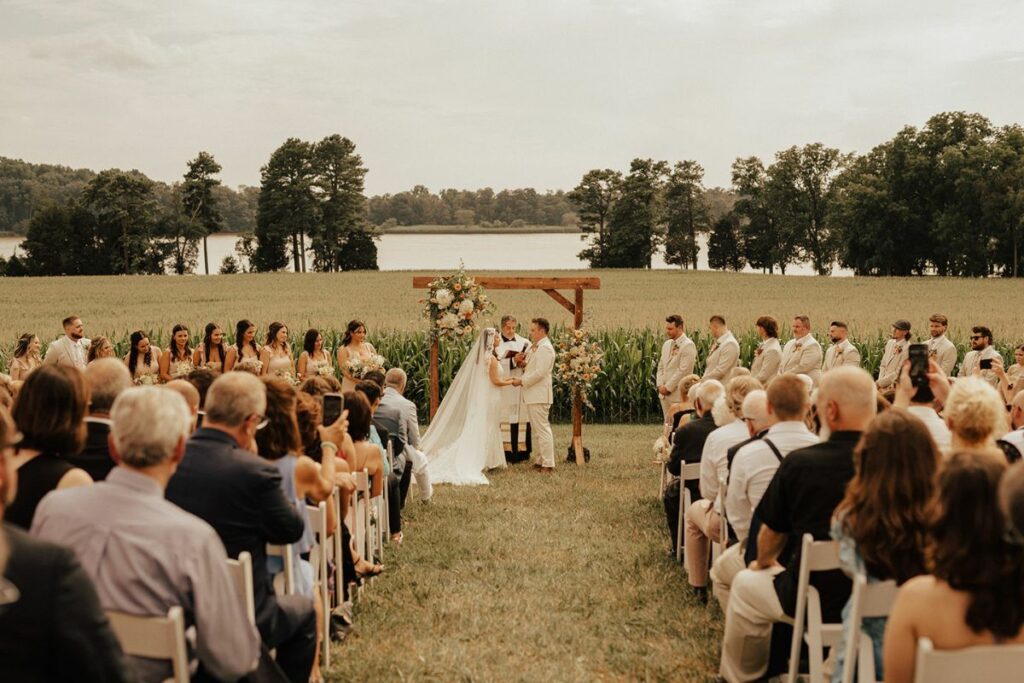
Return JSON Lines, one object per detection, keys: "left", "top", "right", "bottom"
{"left": 719, "top": 366, "right": 875, "bottom": 682}
{"left": 164, "top": 380, "right": 201, "bottom": 432}
{"left": 7, "top": 365, "right": 93, "bottom": 529}
{"left": 944, "top": 376, "right": 1010, "bottom": 458}
{"left": 380, "top": 368, "right": 432, "bottom": 504}
{"left": 715, "top": 375, "right": 818, "bottom": 611}
{"left": 685, "top": 376, "right": 762, "bottom": 601}
{"left": 363, "top": 369, "right": 386, "bottom": 389}
{"left": 0, "top": 405, "right": 134, "bottom": 683}
{"left": 663, "top": 380, "right": 724, "bottom": 555}
{"left": 828, "top": 409, "right": 939, "bottom": 683}
{"left": 664, "top": 374, "right": 702, "bottom": 438}
{"left": 883, "top": 453, "right": 1024, "bottom": 683}
{"left": 892, "top": 360, "right": 952, "bottom": 454}
{"left": 999, "top": 392, "right": 1024, "bottom": 461}
{"left": 186, "top": 366, "right": 218, "bottom": 410}
{"left": 299, "top": 375, "right": 343, "bottom": 397}
{"left": 993, "top": 343, "right": 1024, "bottom": 405}
{"left": 66, "top": 358, "right": 132, "bottom": 481}
{"left": 32, "top": 388, "right": 261, "bottom": 683}
{"left": 342, "top": 390, "right": 385, "bottom": 577}
{"left": 355, "top": 380, "right": 389, "bottom": 477}
{"left": 166, "top": 372, "right": 317, "bottom": 683}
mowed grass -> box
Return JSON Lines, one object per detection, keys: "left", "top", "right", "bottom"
{"left": 0, "top": 269, "right": 1021, "bottom": 342}
{"left": 327, "top": 424, "right": 721, "bottom": 682}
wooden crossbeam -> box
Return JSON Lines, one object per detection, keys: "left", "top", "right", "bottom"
{"left": 543, "top": 288, "right": 575, "bottom": 314}
{"left": 412, "top": 276, "right": 600, "bottom": 290}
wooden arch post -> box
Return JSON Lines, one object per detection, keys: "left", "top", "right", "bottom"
{"left": 413, "top": 276, "right": 601, "bottom": 465}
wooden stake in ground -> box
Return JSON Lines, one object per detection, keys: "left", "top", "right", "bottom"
{"left": 414, "top": 275, "right": 601, "bottom": 465}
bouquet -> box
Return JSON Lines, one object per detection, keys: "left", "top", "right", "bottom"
{"left": 134, "top": 374, "right": 157, "bottom": 386}
{"left": 553, "top": 328, "right": 605, "bottom": 409}
{"left": 346, "top": 354, "right": 386, "bottom": 380}
{"left": 170, "top": 360, "right": 194, "bottom": 380}
{"left": 235, "top": 358, "right": 263, "bottom": 375}
{"left": 421, "top": 262, "right": 493, "bottom": 339}
{"left": 314, "top": 362, "right": 335, "bottom": 378}
{"left": 274, "top": 369, "right": 300, "bottom": 386}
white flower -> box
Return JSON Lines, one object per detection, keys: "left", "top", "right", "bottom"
{"left": 317, "top": 364, "right": 334, "bottom": 377}
{"left": 438, "top": 312, "right": 459, "bottom": 330}
{"left": 433, "top": 289, "right": 454, "bottom": 309}
{"left": 458, "top": 299, "right": 475, "bottom": 316}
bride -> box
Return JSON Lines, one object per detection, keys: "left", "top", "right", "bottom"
{"left": 422, "top": 327, "right": 517, "bottom": 485}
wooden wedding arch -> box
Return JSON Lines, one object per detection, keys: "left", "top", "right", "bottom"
{"left": 412, "top": 276, "right": 601, "bottom": 465}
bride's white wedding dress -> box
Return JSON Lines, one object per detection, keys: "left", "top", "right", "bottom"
{"left": 422, "top": 328, "right": 507, "bottom": 485}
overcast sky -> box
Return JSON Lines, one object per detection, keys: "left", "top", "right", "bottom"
{"left": 2, "top": 0, "right": 1022, "bottom": 195}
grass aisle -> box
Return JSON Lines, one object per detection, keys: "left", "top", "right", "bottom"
{"left": 327, "top": 424, "right": 723, "bottom": 682}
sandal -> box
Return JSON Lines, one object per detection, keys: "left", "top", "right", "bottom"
{"left": 355, "top": 559, "right": 384, "bottom": 578}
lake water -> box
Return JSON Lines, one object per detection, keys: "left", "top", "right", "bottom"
{"left": 0, "top": 232, "right": 850, "bottom": 276}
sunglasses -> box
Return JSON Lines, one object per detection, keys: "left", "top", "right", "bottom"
{"left": 970, "top": 335, "right": 984, "bottom": 340}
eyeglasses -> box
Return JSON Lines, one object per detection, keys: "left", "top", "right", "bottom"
{"left": 250, "top": 414, "right": 269, "bottom": 430}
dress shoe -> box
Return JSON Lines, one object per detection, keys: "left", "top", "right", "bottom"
{"left": 537, "top": 466, "right": 554, "bottom": 473}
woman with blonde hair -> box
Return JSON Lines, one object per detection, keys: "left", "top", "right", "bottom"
{"left": 944, "top": 376, "right": 1010, "bottom": 457}
{"left": 9, "top": 334, "right": 41, "bottom": 381}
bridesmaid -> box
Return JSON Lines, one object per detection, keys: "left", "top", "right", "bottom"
{"left": 124, "top": 330, "right": 161, "bottom": 384}
{"left": 297, "top": 328, "right": 333, "bottom": 381}
{"left": 159, "top": 323, "right": 193, "bottom": 382}
{"left": 225, "top": 319, "right": 261, "bottom": 373}
{"left": 337, "top": 319, "right": 377, "bottom": 393}
{"left": 260, "top": 322, "right": 295, "bottom": 379}
{"left": 87, "top": 336, "right": 116, "bottom": 364}
{"left": 193, "top": 322, "right": 227, "bottom": 372}
{"left": 9, "top": 333, "right": 42, "bottom": 381}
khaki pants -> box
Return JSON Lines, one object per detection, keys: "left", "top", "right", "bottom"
{"left": 711, "top": 541, "right": 747, "bottom": 614}
{"left": 526, "top": 403, "right": 554, "bottom": 468}
{"left": 684, "top": 499, "right": 721, "bottom": 588}
{"left": 719, "top": 565, "right": 788, "bottom": 682}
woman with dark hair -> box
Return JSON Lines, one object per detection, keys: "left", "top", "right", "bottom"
{"left": 192, "top": 322, "right": 227, "bottom": 372}
{"left": 297, "top": 328, "right": 333, "bottom": 381}
{"left": 829, "top": 410, "right": 940, "bottom": 682}
{"left": 159, "top": 323, "right": 193, "bottom": 383}
{"left": 259, "top": 322, "right": 295, "bottom": 380}
{"left": 6, "top": 366, "right": 93, "bottom": 529}
{"left": 342, "top": 391, "right": 384, "bottom": 498}
{"left": 9, "top": 333, "right": 41, "bottom": 382}
{"left": 336, "top": 320, "right": 378, "bottom": 393}
{"left": 224, "top": 319, "right": 261, "bottom": 373}
{"left": 123, "top": 330, "right": 160, "bottom": 384}
{"left": 750, "top": 316, "right": 782, "bottom": 385}
{"left": 86, "top": 336, "right": 115, "bottom": 364}
{"left": 883, "top": 452, "right": 1024, "bottom": 682}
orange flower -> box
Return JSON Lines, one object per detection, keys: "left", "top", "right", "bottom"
{"left": 454, "top": 283, "right": 462, "bottom": 291}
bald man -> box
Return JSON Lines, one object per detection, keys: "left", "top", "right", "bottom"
{"left": 720, "top": 367, "right": 874, "bottom": 682}
{"left": 998, "top": 392, "right": 1024, "bottom": 462}
{"left": 67, "top": 358, "right": 133, "bottom": 481}
{"left": 165, "top": 380, "right": 201, "bottom": 432}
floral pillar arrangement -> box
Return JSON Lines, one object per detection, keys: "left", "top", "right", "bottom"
{"left": 554, "top": 328, "right": 604, "bottom": 463}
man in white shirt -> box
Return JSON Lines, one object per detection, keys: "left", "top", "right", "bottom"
{"left": 684, "top": 376, "right": 762, "bottom": 601}
{"left": 43, "top": 315, "right": 89, "bottom": 370}
{"left": 822, "top": 321, "right": 862, "bottom": 373}
{"left": 927, "top": 314, "right": 958, "bottom": 377}
{"left": 494, "top": 315, "right": 531, "bottom": 463}
{"left": 999, "top": 393, "right": 1024, "bottom": 460}
{"left": 656, "top": 314, "right": 698, "bottom": 427}
{"left": 876, "top": 320, "right": 911, "bottom": 389}
{"left": 702, "top": 315, "right": 740, "bottom": 381}
{"left": 892, "top": 360, "right": 952, "bottom": 454}
{"left": 958, "top": 325, "right": 1001, "bottom": 388}
{"left": 779, "top": 315, "right": 823, "bottom": 387}
{"left": 714, "top": 375, "right": 819, "bottom": 612}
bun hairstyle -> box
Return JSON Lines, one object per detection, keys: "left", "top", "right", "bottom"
{"left": 342, "top": 320, "right": 365, "bottom": 347}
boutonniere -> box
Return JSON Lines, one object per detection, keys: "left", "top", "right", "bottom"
{"left": 755, "top": 342, "right": 764, "bottom": 356}
{"left": 835, "top": 347, "right": 843, "bottom": 356}
{"left": 794, "top": 343, "right": 803, "bottom": 351}
{"left": 895, "top": 344, "right": 904, "bottom": 354}
{"left": 670, "top": 344, "right": 679, "bottom": 356}
{"left": 710, "top": 342, "right": 719, "bottom": 354}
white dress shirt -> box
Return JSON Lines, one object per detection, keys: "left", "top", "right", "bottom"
{"left": 725, "top": 420, "right": 819, "bottom": 541}
{"left": 907, "top": 405, "right": 953, "bottom": 454}
{"left": 699, "top": 419, "right": 751, "bottom": 511}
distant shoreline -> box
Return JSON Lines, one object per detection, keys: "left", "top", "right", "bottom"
{"left": 377, "top": 224, "right": 581, "bottom": 235}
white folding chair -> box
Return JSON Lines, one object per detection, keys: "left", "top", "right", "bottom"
{"left": 352, "top": 469, "right": 372, "bottom": 567}
{"left": 305, "top": 501, "right": 330, "bottom": 668}
{"left": 330, "top": 487, "right": 345, "bottom": 607}
{"left": 225, "top": 551, "right": 256, "bottom": 626}
{"left": 840, "top": 574, "right": 898, "bottom": 683}
{"left": 787, "top": 534, "right": 843, "bottom": 683}
{"left": 712, "top": 473, "right": 729, "bottom": 563}
{"left": 107, "top": 606, "right": 189, "bottom": 683}
{"left": 266, "top": 543, "right": 295, "bottom": 596}
{"left": 913, "top": 637, "right": 1024, "bottom": 683}
{"left": 675, "top": 462, "right": 702, "bottom": 565}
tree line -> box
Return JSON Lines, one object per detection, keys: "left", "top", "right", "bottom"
{"left": 570, "top": 111, "right": 1024, "bottom": 277}
{"left": 367, "top": 186, "right": 577, "bottom": 227}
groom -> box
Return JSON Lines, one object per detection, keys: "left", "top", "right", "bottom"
{"left": 513, "top": 318, "right": 556, "bottom": 473}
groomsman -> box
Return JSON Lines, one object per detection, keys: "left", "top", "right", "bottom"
{"left": 958, "top": 325, "right": 1001, "bottom": 387}
{"left": 822, "top": 321, "right": 862, "bottom": 373}
{"left": 779, "top": 315, "right": 823, "bottom": 386}
{"left": 656, "top": 315, "right": 698, "bottom": 426}
{"left": 702, "top": 315, "right": 740, "bottom": 381}
{"left": 43, "top": 314, "right": 89, "bottom": 370}
{"left": 927, "top": 314, "right": 958, "bottom": 376}
{"left": 494, "top": 315, "right": 531, "bottom": 463}
{"left": 876, "top": 320, "right": 912, "bottom": 389}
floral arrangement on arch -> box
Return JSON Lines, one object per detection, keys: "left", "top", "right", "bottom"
{"left": 421, "top": 264, "right": 493, "bottom": 339}
{"left": 554, "top": 328, "right": 605, "bottom": 409}
{"left": 346, "top": 354, "right": 387, "bottom": 380}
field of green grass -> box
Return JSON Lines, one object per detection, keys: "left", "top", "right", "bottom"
{"left": 327, "top": 424, "right": 720, "bottom": 682}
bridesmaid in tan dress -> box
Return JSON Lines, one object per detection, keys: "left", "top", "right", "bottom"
{"left": 87, "top": 336, "right": 116, "bottom": 364}
{"left": 9, "top": 333, "right": 42, "bottom": 381}
{"left": 297, "top": 328, "right": 333, "bottom": 381}
{"left": 260, "top": 322, "right": 295, "bottom": 379}
{"left": 193, "top": 322, "right": 227, "bottom": 372}
{"left": 336, "top": 319, "right": 377, "bottom": 393}
{"left": 225, "top": 319, "right": 262, "bottom": 373}
{"left": 159, "top": 323, "right": 193, "bottom": 382}
{"left": 124, "top": 330, "right": 161, "bottom": 384}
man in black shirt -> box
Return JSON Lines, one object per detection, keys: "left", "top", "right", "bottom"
{"left": 719, "top": 367, "right": 875, "bottom": 682}
{"left": 663, "top": 379, "right": 723, "bottom": 555}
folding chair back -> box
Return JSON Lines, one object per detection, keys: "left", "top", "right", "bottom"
{"left": 330, "top": 488, "right": 344, "bottom": 607}
{"left": 266, "top": 543, "right": 295, "bottom": 596}
{"left": 305, "top": 501, "right": 330, "bottom": 667}
{"left": 352, "top": 469, "right": 371, "bottom": 564}
{"left": 676, "top": 462, "right": 702, "bottom": 564}
{"left": 787, "top": 534, "right": 842, "bottom": 683}
{"left": 712, "top": 473, "right": 729, "bottom": 562}
{"left": 225, "top": 551, "right": 256, "bottom": 626}
{"left": 840, "top": 574, "right": 898, "bottom": 683}
{"left": 913, "top": 637, "right": 1024, "bottom": 683}
{"left": 107, "top": 606, "right": 189, "bottom": 683}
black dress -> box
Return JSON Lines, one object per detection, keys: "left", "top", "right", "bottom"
{"left": 6, "top": 453, "right": 75, "bottom": 530}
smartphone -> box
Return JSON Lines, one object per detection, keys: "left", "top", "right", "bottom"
{"left": 908, "top": 344, "right": 934, "bottom": 403}
{"left": 322, "top": 392, "right": 344, "bottom": 427}
{"left": 980, "top": 358, "right": 994, "bottom": 370}
{"left": 196, "top": 410, "right": 205, "bottom": 429}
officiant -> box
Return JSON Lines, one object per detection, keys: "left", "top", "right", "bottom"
{"left": 494, "top": 315, "right": 531, "bottom": 463}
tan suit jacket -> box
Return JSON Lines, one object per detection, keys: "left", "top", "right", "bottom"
{"left": 702, "top": 331, "right": 740, "bottom": 381}
{"left": 876, "top": 338, "right": 909, "bottom": 388}
{"left": 928, "top": 335, "right": 958, "bottom": 377}
{"left": 43, "top": 335, "right": 90, "bottom": 370}
{"left": 823, "top": 339, "right": 862, "bottom": 373}
{"left": 656, "top": 335, "right": 697, "bottom": 402}
{"left": 779, "top": 335, "right": 824, "bottom": 386}
{"left": 750, "top": 338, "right": 782, "bottom": 385}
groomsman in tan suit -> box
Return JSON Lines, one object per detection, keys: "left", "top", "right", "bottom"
{"left": 958, "top": 325, "right": 1001, "bottom": 388}
{"left": 876, "top": 319, "right": 912, "bottom": 389}
{"left": 656, "top": 315, "right": 698, "bottom": 426}
{"left": 702, "top": 315, "right": 740, "bottom": 381}
{"left": 822, "top": 321, "right": 862, "bottom": 373}
{"left": 927, "top": 314, "right": 958, "bottom": 377}
{"left": 43, "top": 314, "right": 89, "bottom": 370}
{"left": 750, "top": 316, "right": 782, "bottom": 385}
{"left": 778, "top": 315, "right": 823, "bottom": 387}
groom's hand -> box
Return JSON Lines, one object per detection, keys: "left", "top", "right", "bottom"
{"left": 511, "top": 378, "right": 522, "bottom": 387}
{"left": 514, "top": 352, "right": 526, "bottom": 367}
